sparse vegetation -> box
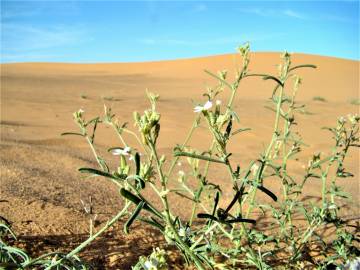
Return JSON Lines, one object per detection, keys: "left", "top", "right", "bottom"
{"left": 313, "top": 96, "right": 327, "bottom": 102}
{"left": 1, "top": 45, "right": 359, "bottom": 269}
{"left": 101, "top": 95, "right": 121, "bottom": 102}
{"left": 349, "top": 98, "right": 360, "bottom": 106}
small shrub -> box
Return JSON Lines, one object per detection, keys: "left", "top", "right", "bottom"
{"left": 1, "top": 45, "right": 359, "bottom": 269}
{"left": 349, "top": 98, "right": 360, "bottom": 106}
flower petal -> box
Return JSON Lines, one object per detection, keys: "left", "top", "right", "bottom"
{"left": 203, "top": 101, "right": 213, "bottom": 110}
{"left": 111, "top": 149, "right": 123, "bottom": 155}
{"left": 194, "top": 106, "right": 203, "bottom": 113}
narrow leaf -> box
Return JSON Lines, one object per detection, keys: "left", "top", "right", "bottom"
{"left": 135, "top": 152, "right": 141, "bottom": 175}
{"left": 245, "top": 73, "right": 284, "bottom": 87}
{"left": 90, "top": 118, "right": 99, "bottom": 144}
{"left": 78, "top": 168, "right": 117, "bottom": 179}
{"left": 263, "top": 75, "right": 284, "bottom": 87}
{"left": 257, "top": 186, "right": 278, "bottom": 202}
{"left": 119, "top": 188, "right": 162, "bottom": 218}
{"left": 212, "top": 192, "right": 220, "bottom": 216}
{"left": 175, "top": 191, "right": 198, "bottom": 202}
{"left": 204, "top": 69, "right": 233, "bottom": 90}
{"left": 120, "top": 188, "right": 142, "bottom": 204}
{"left": 231, "top": 128, "right": 251, "bottom": 136}
{"left": 225, "top": 118, "right": 232, "bottom": 139}
{"left": 138, "top": 217, "right": 165, "bottom": 231}
{"left": 127, "top": 175, "right": 146, "bottom": 189}
{"left": 174, "top": 151, "right": 226, "bottom": 164}
{"left": 197, "top": 213, "right": 218, "bottom": 221}
{"left": 289, "top": 64, "right": 317, "bottom": 72}
{"left": 124, "top": 201, "right": 145, "bottom": 234}
{"left": 224, "top": 190, "right": 242, "bottom": 213}
{"left": 61, "top": 132, "right": 84, "bottom": 137}
{"left": 227, "top": 218, "right": 256, "bottom": 224}
{"left": 85, "top": 117, "right": 101, "bottom": 127}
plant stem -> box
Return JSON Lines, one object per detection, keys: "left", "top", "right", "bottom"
{"left": 28, "top": 202, "right": 131, "bottom": 270}
{"left": 149, "top": 141, "right": 206, "bottom": 270}
{"left": 245, "top": 85, "right": 284, "bottom": 219}
{"left": 167, "top": 116, "right": 200, "bottom": 177}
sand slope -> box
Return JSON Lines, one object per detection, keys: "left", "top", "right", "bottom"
{"left": 0, "top": 52, "right": 359, "bottom": 268}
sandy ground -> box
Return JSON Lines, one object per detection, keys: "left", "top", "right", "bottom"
{"left": 0, "top": 52, "right": 359, "bottom": 268}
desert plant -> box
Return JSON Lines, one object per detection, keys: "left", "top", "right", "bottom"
{"left": 2, "top": 44, "right": 359, "bottom": 269}
{"left": 349, "top": 98, "right": 360, "bottom": 106}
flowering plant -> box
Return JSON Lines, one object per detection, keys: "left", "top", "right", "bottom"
{"left": 1, "top": 44, "right": 358, "bottom": 269}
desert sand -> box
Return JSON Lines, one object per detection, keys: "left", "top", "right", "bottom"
{"left": 0, "top": 52, "right": 359, "bottom": 268}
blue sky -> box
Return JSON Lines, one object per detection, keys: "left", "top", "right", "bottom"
{"left": 1, "top": 1, "right": 359, "bottom": 63}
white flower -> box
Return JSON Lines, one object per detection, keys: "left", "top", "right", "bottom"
{"left": 144, "top": 258, "right": 158, "bottom": 270}
{"left": 111, "top": 146, "right": 131, "bottom": 156}
{"left": 216, "top": 100, "right": 222, "bottom": 105}
{"left": 342, "top": 258, "right": 360, "bottom": 270}
{"left": 78, "top": 109, "right": 85, "bottom": 114}
{"left": 177, "top": 162, "right": 182, "bottom": 166}
{"left": 178, "top": 170, "right": 185, "bottom": 176}
{"left": 194, "top": 101, "right": 213, "bottom": 113}
{"left": 203, "top": 100, "right": 213, "bottom": 110}
{"left": 194, "top": 105, "right": 204, "bottom": 113}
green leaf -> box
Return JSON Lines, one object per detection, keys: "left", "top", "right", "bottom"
{"left": 231, "top": 128, "right": 251, "bottom": 136}
{"left": 78, "top": 168, "right": 117, "bottom": 179}
{"left": 263, "top": 75, "right": 284, "bottom": 87}
{"left": 173, "top": 151, "right": 226, "bottom": 164}
{"left": 225, "top": 118, "right": 232, "bottom": 139}
{"left": 120, "top": 188, "right": 142, "bottom": 203}
{"left": 227, "top": 218, "right": 256, "bottom": 224}
{"left": 138, "top": 217, "right": 164, "bottom": 231}
{"left": 61, "top": 132, "right": 84, "bottom": 137}
{"left": 288, "top": 64, "right": 317, "bottom": 72}
{"left": 86, "top": 117, "right": 101, "bottom": 127}
{"left": 244, "top": 73, "right": 284, "bottom": 87}
{"left": 212, "top": 191, "right": 220, "bottom": 217}
{"left": 90, "top": 117, "right": 100, "bottom": 144}
{"left": 204, "top": 69, "right": 233, "bottom": 90}
{"left": 197, "top": 213, "right": 218, "bottom": 221}
{"left": 135, "top": 152, "right": 141, "bottom": 175}
{"left": 127, "top": 175, "right": 146, "bottom": 189}
{"left": 174, "top": 191, "right": 198, "bottom": 202}
{"left": 119, "top": 188, "right": 162, "bottom": 218}
{"left": 257, "top": 186, "right": 277, "bottom": 202}
{"left": 124, "top": 201, "right": 145, "bottom": 234}
{"left": 224, "top": 190, "right": 240, "bottom": 214}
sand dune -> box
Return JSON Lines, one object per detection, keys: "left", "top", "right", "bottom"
{"left": 0, "top": 52, "right": 359, "bottom": 268}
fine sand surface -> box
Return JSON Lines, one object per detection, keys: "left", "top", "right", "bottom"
{"left": 1, "top": 52, "right": 359, "bottom": 268}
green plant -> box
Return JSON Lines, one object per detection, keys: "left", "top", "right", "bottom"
{"left": 2, "top": 44, "right": 358, "bottom": 269}
{"left": 349, "top": 98, "right": 360, "bottom": 106}
{"left": 0, "top": 221, "right": 91, "bottom": 269}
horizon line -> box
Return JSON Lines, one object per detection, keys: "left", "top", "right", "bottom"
{"left": 1, "top": 50, "right": 359, "bottom": 65}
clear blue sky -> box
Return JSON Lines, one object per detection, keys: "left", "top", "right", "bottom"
{"left": 1, "top": 1, "right": 359, "bottom": 63}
